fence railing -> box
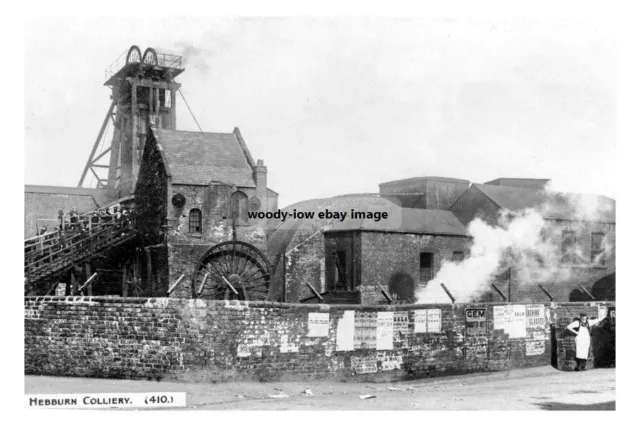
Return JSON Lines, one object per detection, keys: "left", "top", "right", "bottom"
{"left": 24, "top": 217, "right": 136, "bottom": 283}
{"left": 104, "top": 49, "right": 184, "bottom": 82}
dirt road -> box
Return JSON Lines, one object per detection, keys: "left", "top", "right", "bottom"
{"left": 25, "top": 366, "right": 615, "bottom": 410}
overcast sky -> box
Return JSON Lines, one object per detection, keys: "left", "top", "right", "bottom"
{"left": 24, "top": 17, "right": 616, "bottom": 208}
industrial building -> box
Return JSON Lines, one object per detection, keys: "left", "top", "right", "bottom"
{"left": 24, "top": 45, "right": 616, "bottom": 306}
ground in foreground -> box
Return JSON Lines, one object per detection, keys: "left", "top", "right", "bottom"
{"left": 25, "top": 366, "right": 615, "bottom": 410}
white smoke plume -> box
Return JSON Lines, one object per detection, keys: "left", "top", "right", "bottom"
{"left": 416, "top": 192, "right": 615, "bottom": 303}
{"left": 173, "top": 41, "right": 213, "bottom": 72}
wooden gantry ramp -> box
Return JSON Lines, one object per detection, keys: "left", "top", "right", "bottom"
{"left": 24, "top": 214, "right": 137, "bottom": 293}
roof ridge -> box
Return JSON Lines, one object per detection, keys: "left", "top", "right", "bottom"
{"left": 476, "top": 182, "right": 614, "bottom": 201}
{"left": 157, "top": 128, "right": 234, "bottom": 136}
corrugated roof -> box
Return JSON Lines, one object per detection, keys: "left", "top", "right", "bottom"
{"left": 474, "top": 184, "right": 616, "bottom": 223}
{"left": 325, "top": 207, "right": 469, "bottom": 236}
{"left": 155, "top": 129, "right": 256, "bottom": 187}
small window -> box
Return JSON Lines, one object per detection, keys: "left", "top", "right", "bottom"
{"left": 419, "top": 252, "right": 434, "bottom": 282}
{"left": 452, "top": 251, "right": 464, "bottom": 262}
{"left": 561, "top": 230, "right": 576, "bottom": 263}
{"left": 230, "top": 191, "right": 249, "bottom": 223}
{"left": 188, "top": 208, "right": 202, "bottom": 233}
{"left": 591, "top": 232, "right": 605, "bottom": 266}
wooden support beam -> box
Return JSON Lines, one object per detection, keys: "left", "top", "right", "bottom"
{"left": 579, "top": 284, "right": 596, "bottom": 301}
{"left": 125, "top": 77, "right": 181, "bottom": 90}
{"left": 92, "top": 146, "right": 111, "bottom": 163}
{"left": 131, "top": 81, "right": 138, "bottom": 178}
{"left": 167, "top": 274, "right": 186, "bottom": 297}
{"left": 491, "top": 283, "right": 508, "bottom": 301}
{"left": 377, "top": 284, "right": 392, "bottom": 304}
{"left": 221, "top": 275, "right": 239, "bottom": 295}
{"left": 197, "top": 273, "right": 210, "bottom": 296}
{"left": 143, "top": 243, "right": 164, "bottom": 250}
{"left": 440, "top": 283, "right": 456, "bottom": 304}
{"left": 121, "top": 265, "right": 128, "bottom": 297}
{"left": 304, "top": 282, "right": 324, "bottom": 302}
{"left": 70, "top": 271, "right": 78, "bottom": 295}
{"left": 538, "top": 284, "right": 554, "bottom": 301}
{"left": 148, "top": 86, "right": 153, "bottom": 115}
{"left": 85, "top": 263, "right": 93, "bottom": 296}
{"left": 78, "top": 101, "right": 116, "bottom": 187}
{"left": 77, "top": 272, "right": 98, "bottom": 294}
{"left": 170, "top": 89, "right": 177, "bottom": 130}
{"left": 154, "top": 87, "right": 160, "bottom": 115}
{"left": 89, "top": 166, "right": 102, "bottom": 183}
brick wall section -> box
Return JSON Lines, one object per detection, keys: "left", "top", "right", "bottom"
{"left": 24, "top": 297, "right": 615, "bottom": 383}
{"left": 360, "top": 233, "right": 470, "bottom": 304}
{"left": 284, "top": 231, "right": 325, "bottom": 302}
{"left": 165, "top": 182, "right": 270, "bottom": 298}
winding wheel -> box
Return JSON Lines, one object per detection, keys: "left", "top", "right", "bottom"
{"left": 191, "top": 241, "right": 271, "bottom": 301}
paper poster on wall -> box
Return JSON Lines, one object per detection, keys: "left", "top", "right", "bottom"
{"left": 530, "top": 330, "right": 546, "bottom": 341}
{"left": 393, "top": 311, "right": 409, "bottom": 335}
{"left": 598, "top": 306, "right": 608, "bottom": 321}
{"left": 379, "top": 354, "right": 403, "bottom": 371}
{"left": 494, "top": 305, "right": 527, "bottom": 338}
{"left": 393, "top": 311, "right": 410, "bottom": 348}
{"left": 307, "top": 313, "right": 330, "bottom": 337}
{"left": 465, "top": 308, "right": 487, "bottom": 336}
{"left": 336, "top": 310, "right": 355, "bottom": 351}
{"left": 427, "top": 309, "right": 442, "bottom": 333}
{"left": 413, "top": 309, "right": 427, "bottom": 333}
{"left": 354, "top": 312, "right": 377, "bottom": 349}
{"left": 493, "top": 306, "right": 507, "bottom": 331}
{"left": 351, "top": 356, "right": 378, "bottom": 374}
{"left": 509, "top": 305, "right": 527, "bottom": 338}
{"left": 526, "top": 305, "right": 546, "bottom": 329}
{"left": 525, "top": 340, "right": 546, "bottom": 356}
{"left": 237, "top": 344, "right": 251, "bottom": 358}
{"left": 376, "top": 312, "right": 394, "bottom": 350}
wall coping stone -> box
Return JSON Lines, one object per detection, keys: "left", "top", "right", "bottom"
{"left": 24, "top": 296, "right": 612, "bottom": 310}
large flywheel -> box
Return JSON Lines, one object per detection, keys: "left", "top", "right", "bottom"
{"left": 192, "top": 241, "right": 271, "bottom": 301}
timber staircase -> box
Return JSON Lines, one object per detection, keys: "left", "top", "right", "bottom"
{"left": 24, "top": 215, "right": 137, "bottom": 287}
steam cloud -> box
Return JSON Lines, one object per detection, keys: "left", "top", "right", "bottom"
{"left": 416, "top": 193, "right": 615, "bottom": 303}
{"left": 174, "top": 41, "right": 212, "bottom": 72}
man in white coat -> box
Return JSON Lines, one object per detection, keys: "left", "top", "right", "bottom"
{"left": 566, "top": 313, "right": 607, "bottom": 371}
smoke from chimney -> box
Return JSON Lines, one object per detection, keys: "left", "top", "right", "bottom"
{"left": 416, "top": 193, "right": 614, "bottom": 303}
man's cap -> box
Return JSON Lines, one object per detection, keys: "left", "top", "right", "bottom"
{"left": 579, "top": 313, "right": 588, "bottom": 317}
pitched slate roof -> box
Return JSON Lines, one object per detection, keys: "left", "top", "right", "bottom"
{"left": 154, "top": 129, "right": 256, "bottom": 187}
{"left": 473, "top": 184, "right": 616, "bottom": 223}
{"left": 325, "top": 207, "right": 469, "bottom": 236}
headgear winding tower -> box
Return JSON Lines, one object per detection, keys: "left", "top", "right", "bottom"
{"left": 78, "top": 46, "right": 184, "bottom": 196}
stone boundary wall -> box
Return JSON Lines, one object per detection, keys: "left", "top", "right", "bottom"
{"left": 24, "top": 297, "right": 614, "bottom": 383}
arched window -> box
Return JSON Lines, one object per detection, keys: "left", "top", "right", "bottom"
{"left": 230, "top": 191, "right": 249, "bottom": 223}
{"left": 188, "top": 208, "right": 202, "bottom": 233}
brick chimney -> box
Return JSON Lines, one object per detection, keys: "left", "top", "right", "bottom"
{"left": 254, "top": 159, "right": 268, "bottom": 210}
